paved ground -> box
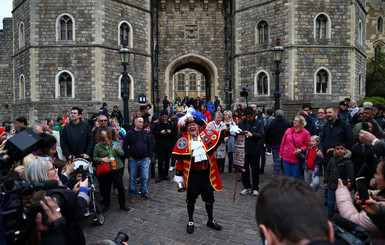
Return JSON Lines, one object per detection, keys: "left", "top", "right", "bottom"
{"left": 81, "top": 156, "right": 277, "bottom": 244}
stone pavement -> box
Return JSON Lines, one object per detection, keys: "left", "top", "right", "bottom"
{"left": 81, "top": 156, "right": 279, "bottom": 244}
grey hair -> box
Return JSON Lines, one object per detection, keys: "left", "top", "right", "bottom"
{"left": 98, "top": 115, "right": 107, "bottom": 121}
{"left": 24, "top": 158, "right": 51, "bottom": 182}
{"left": 214, "top": 111, "right": 223, "bottom": 118}
{"left": 363, "top": 102, "right": 373, "bottom": 108}
{"left": 30, "top": 123, "right": 43, "bottom": 134}
{"left": 134, "top": 116, "right": 144, "bottom": 123}
{"left": 275, "top": 110, "right": 284, "bottom": 118}
{"left": 364, "top": 107, "right": 377, "bottom": 115}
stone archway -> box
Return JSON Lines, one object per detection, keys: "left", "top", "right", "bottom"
{"left": 164, "top": 54, "right": 218, "bottom": 102}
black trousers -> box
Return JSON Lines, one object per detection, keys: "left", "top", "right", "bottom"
{"left": 99, "top": 170, "right": 126, "bottom": 207}
{"left": 186, "top": 170, "right": 214, "bottom": 205}
{"left": 241, "top": 154, "right": 260, "bottom": 190}
{"left": 157, "top": 149, "right": 171, "bottom": 178}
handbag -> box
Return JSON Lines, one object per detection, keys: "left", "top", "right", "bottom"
{"left": 96, "top": 162, "right": 111, "bottom": 176}
{"left": 291, "top": 131, "right": 305, "bottom": 162}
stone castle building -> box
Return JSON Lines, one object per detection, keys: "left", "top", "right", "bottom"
{"left": 0, "top": 0, "right": 383, "bottom": 123}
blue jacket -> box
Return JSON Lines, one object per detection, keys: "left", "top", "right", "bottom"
{"left": 207, "top": 102, "right": 215, "bottom": 112}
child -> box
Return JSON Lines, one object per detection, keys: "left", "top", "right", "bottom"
{"left": 144, "top": 123, "right": 156, "bottom": 179}
{"left": 303, "top": 135, "right": 323, "bottom": 191}
{"left": 324, "top": 142, "right": 354, "bottom": 219}
{"left": 67, "top": 167, "right": 86, "bottom": 190}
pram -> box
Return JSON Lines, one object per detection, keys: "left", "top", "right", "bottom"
{"left": 71, "top": 158, "right": 104, "bottom": 225}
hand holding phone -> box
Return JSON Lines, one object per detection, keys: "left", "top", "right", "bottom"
{"left": 356, "top": 177, "right": 369, "bottom": 203}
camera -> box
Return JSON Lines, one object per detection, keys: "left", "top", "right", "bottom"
{"left": 114, "top": 229, "right": 129, "bottom": 244}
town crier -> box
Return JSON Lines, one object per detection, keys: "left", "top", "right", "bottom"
{"left": 172, "top": 109, "right": 241, "bottom": 234}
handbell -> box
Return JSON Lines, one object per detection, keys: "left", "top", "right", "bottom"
{"left": 177, "top": 182, "right": 186, "bottom": 192}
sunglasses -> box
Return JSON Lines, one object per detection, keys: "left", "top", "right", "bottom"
{"left": 99, "top": 120, "right": 107, "bottom": 122}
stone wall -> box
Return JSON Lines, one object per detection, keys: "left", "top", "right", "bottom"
{"left": 0, "top": 18, "right": 13, "bottom": 122}
{"left": 365, "top": 0, "right": 385, "bottom": 57}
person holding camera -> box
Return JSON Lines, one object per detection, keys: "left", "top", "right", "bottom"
{"left": 324, "top": 142, "right": 354, "bottom": 220}
{"left": 256, "top": 176, "right": 334, "bottom": 245}
{"left": 336, "top": 161, "right": 385, "bottom": 243}
{"left": 23, "top": 157, "right": 89, "bottom": 245}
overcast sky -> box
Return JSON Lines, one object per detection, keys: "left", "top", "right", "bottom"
{"left": 0, "top": 0, "right": 13, "bottom": 29}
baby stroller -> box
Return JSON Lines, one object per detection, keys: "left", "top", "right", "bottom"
{"left": 71, "top": 158, "right": 105, "bottom": 226}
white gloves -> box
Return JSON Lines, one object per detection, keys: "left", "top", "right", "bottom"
{"left": 230, "top": 125, "right": 242, "bottom": 136}
{"left": 173, "top": 175, "right": 185, "bottom": 184}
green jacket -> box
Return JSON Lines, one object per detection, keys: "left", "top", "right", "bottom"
{"left": 325, "top": 150, "right": 355, "bottom": 190}
{"left": 93, "top": 142, "right": 124, "bottom": 170}
{"left": 55, "top": 122, "right": 63, "bottom": 134}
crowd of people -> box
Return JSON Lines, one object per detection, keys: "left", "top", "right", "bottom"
{"left": 1, "top": 96, "right": 385, "bottom": 243}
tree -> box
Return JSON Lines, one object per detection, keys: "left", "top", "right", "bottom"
{"left": 366, "top": 52, "right": 385, "bottom": 97}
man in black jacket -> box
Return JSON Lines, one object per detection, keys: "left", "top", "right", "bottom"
{"left": 318, "top": 106, "right": 353, "bottom": 160}
{"left": 123, "top": 116, "right": 152, "bottom": 202}
{"left": 238, "top": 107, "right": 264, "bottom": 196}
{"left": 153, "top": 110, "right": 177, "bottom": 183}
{"left": 110, "top": 105, "right": 123, "bottom": 126}
{"left": 61, "top": 107, "right": 94, "bottom": 160}
{"left": 265, "top": 110, "right": 291, "bottom": 177}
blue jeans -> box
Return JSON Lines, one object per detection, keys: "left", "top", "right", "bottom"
{"left": 327, "top": 188, "right": 336, "bottom": 217}
{"left": 272, "top": 148, "right": 282, "bottom": 177}
{"left": 128, "top": 158, "right": 150, "bottom": 198}
{"left": 283, "top": 160, "right": 301, "bottom": 180}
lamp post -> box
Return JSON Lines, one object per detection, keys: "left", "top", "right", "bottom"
{"left": 272, "top": 38, "right": 284, "bottom": 112}
{"left": 119, "top": 40, "right": 132, "bottom": 130}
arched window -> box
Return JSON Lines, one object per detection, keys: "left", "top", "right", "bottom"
{"left": 315, "top": 13, "right": 330, "bottom": 39}
{"left": 118, "top": 74, "right": 134, "bottom": 100}
{"left": 254, "top": 71, "right": 269, "bottom": 96}
{"left": 201, "top": 75, "right": 206, "bottom": 91}
{"left": 118, "top": 21, "right": 133, "bottom": 47}
{"left": 56, "top": 14, "right": 75, "bottom": 41}
{"left": 257, "top": 21, "right": 269, "bottom": 44}
{"left": 358, "top": 20, "right": 363, "bottom": 45}
{"left": 19, "top": 22, "right": 25, "bottom": 48}
{"left": 375, "top": 45, "right": 381, "bottom": 54}
{"left": 55, "top": 70, "right": 75, "bottom": 98}
{"left": 189, "top": 74, "right": 197, "bottom": 91}
{"left": 19, "top": 74, "right": 25, "bottom": 99}
{"left": 177, "top": 74, "right": 185, "bottom": 91}
{"left": 378, "top": 17, "right": 383, "bottom": 33}
{"left": 315, "top": 68, "right": 330, "bottom": 94}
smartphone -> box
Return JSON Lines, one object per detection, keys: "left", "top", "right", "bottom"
{"left": 356, "top": 177, "right": 369, "bottom": 202}
{"left": 113, "top": 141, "right": 118, "bottom": 147}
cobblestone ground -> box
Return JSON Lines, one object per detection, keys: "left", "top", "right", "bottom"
{"left": 81, "top": 155, "right": 278, "bottom": 244}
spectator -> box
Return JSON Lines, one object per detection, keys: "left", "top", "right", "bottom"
{"left": 98, "top": 102, "right": 109, "bottom": 120}
{"left": 373, "top": 102, "right": 385, "bottom": 130}
{"left": 310, "top": 108, "right": 327, "bottom": 136}
{"left": 55, "top": 116, "right": 64, "bottom": 134}
{"left": 200, "top": 104, "right": 212, "bottom": 123}
{"left": 62, "top": 110, "right": 70, "bottom": 124}
{"left": 338, "top": 100, "right": 352, "bottom": 124}
{"left": 297, "top": 107, "right": 314, "bottom": 132}
{"left": 133, "top": 105, "right": 150, "bottom": 125}
{"left": 359, "top": 130, "right": 385, "bottom": 158}
{"left": 93, "top": 131, "right": 129, "bottom": 212}
{"left": 16, "top": 116, "right": 28, "bottom": 133}
{"left": 123, "top": 116, "right": 152, "bottom": 203}
{"left": 303, "top": 135, "right": 323, "bottom": 191}
{"left": 207, "top": 99, "right": 215, "bottom": 115}
{"left": 60, "top": 107, "right": 94, "bottom": 160}
{"left": 214, "top": 96, "right": 220, "bottom": 108}
{"left": 206, "top": 111, "right": 227, "bottom": 173}
{"left": 153, "top": 110, "right": 177, "bottom": 183}
{"left": 110, "top": 105, "right": 123, "bottom": 126}
{"left": 265, "top": 110, "right": 291, "bottom": 177}
{"left": 223, "top": 110, "right": 236, "bottom": 173}
{"left": 238, "top": 107, "right": 264, "bottom": 196}
{"left": 279, "top": 115, "right": 310, "bottom": 180}
{"left": 93, "top": 115, "right": 117, "bottom": 145}
{"left": 336, "top": 161, "right": 385, "bottom": 243}
{"left": 353, "top": 107, "right": 384, "bottom": 136}
{"left": 232, "top": 109, "right": 242, "bottom": 125}
{"left": 324, "top": 143, "right": 354, "bottom": 219}
{"left": 256, "top": 177, "right": 334, "bottom": 245}
{"left": 162, "top": 96, "right": 169, "bottom": 110}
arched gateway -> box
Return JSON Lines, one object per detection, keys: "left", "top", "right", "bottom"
{"left": 164, "top": 54, "right": 219, "bottom": 102}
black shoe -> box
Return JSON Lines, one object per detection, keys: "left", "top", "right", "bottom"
{"left": 120, "top": 205, "right": 130, "bottom": 211}
{"left": 165, "top": 176, "right": 170, "bottom": 181}
{"left": 102, "top": 205, "right": 109, "bottom": 213}
{"left": 187, "top": 222, "right": 194, "bottom": 234}
{"left": 155, "top": 177, "right": 163, "bottom": 183}
{"left": 207, "top": 220, "right": 222, "bottom": 230}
